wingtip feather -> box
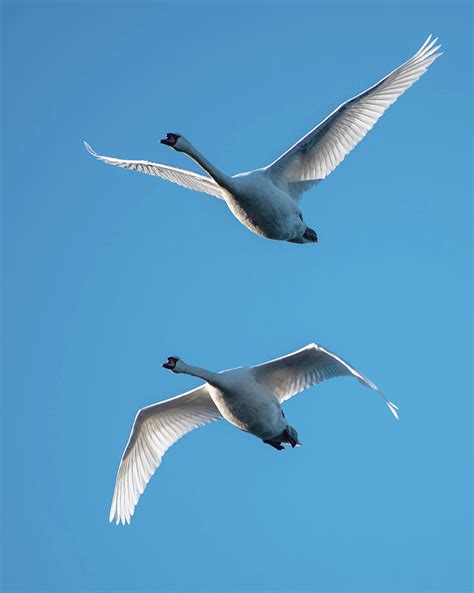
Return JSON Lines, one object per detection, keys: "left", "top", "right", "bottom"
{"left": 109, "top": 497, "right": 115, "bottom": 523}
{"left": 83, "top": 141, "right": 97, "bottom": 157}
{"left": 386, "top": 401, "right": 399, "bottom": 420}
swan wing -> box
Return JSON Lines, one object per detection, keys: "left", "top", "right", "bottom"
{"left": 267, "top": 35, "right": 442, "bottom": 199}
{"left": 84, "top": 142, "right": 225, "bottom": 200}
{"left": 252, "top": 343, "right": 398, "bottom": 418}
{"left": 109, "top": 385, "right": 222, "bottom": 525}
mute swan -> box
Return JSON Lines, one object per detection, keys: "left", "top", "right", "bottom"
{"left": 86, "top": 36, "right": 441, "bottom": 244}
{"left": 109, "top": 343, "right": 398, "bottom": 525}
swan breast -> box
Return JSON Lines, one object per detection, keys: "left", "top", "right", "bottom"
{"left": 207, "top": 370, "right": 285, "bottom": 439}
{"left": 226, "top": 171, "right": 304, "bottom": 241}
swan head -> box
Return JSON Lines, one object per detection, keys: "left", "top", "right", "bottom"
{"left": 161, "top": 356, "right": 183, "bottom": 373}
{"left": 160, "top": 133, "right": 190, "bottom": 153}
{"left": 160, "top": 132, "right": 180, "bottom": 147}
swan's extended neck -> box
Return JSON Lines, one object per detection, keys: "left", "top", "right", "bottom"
{"left": 179, "top": 362, "right": 219, "bottom": 384}
{"left": 183, "top": 144, "right": 230, "bottom": 188}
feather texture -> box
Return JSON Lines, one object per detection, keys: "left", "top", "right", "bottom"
{"left": 253, "top": 343, "right": 398, "bottom": 418}
{"left": 268, "top": 35, "right": 442, "bottom": 195}
{"left": 84, "top": 142, "right": 224, "bottom": 200}
{"left": 109, "top": 386, "right": 222, "bottom": 525}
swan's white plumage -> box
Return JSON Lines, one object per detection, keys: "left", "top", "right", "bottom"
{"left": 252, "top": 343, "right": 399, "bottom": 418}
{"left": 267, "top": 35, "right": 442, "bottom": 191}
{"left": 83, "top": 142, "right": 224, "bottom": 200}
{"left": 85, "top": 36, "right": 441, "bottom": 242}
{"left": 109, "top": 386, "right": 222, "bottom": 525}
{"left": 110, "top": 344, "right": 397, "bottom": 525}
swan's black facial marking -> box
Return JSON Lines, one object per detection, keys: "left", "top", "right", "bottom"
{"left": 162, "top": 356, "right": 179, "bottom": 370}
{"left": 303, "top": 227, "right": 318, "bottom": 242}
{"left": 160, "top": 133, "right": 180, "bottom": 147}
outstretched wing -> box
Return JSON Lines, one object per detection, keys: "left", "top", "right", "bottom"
{"left": 84, "top": 142, "right": 225, "bottom": 200}
{"left": 109, "top": 385, "right": 222, "bottom": 525}
{"left": 267, "top": 35, "right": 442, "bottom": 200}
{"left": 252, "top": 343, "right": 398, "bottom": 418}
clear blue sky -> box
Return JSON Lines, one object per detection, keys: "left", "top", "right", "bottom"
{"left": 2, "top": 2, "right": 472, "bottom": 592}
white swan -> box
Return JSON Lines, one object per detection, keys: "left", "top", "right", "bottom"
{"left": 86, "top": 36, "right": 441, "bottom": 244}
{"left": 109, "top": 343, "right": 398, "bottom": 525}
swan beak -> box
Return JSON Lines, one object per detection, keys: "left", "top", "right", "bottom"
{"left": 162, "top": 356, "right": 178, "bottom": 370}
{"left": 160, "top": 133, "right": 180, "bottom": 147}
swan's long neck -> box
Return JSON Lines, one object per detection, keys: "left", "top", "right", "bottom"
{"left": 183, "top": 143, "right": 230, "bottom": 189}
{"left": 179, "top": 362, "right": 219, "bottom": 384}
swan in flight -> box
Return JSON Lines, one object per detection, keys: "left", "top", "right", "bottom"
{"left": 86, "top": 35, "right": 441, "bottom": 244}
{"left": 109, "top": 343, "right": 398, "bottom": 525}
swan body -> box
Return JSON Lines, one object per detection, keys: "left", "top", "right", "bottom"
{"left": 225, "top": 169, "right": 307, "bottom": 242}
{"left": 109, "top": 343, "right": 398, "bottom": 525}
{"left": 85, "top": 35, "right": 441, "bottom": 244}
{"left": 204, "top": 366, "right": 286, "bottom": 438}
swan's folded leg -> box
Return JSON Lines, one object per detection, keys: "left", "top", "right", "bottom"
{"left": 263, "top": 439, "right": 285, "bottom": 451}
{"left": 263, "top": 426, "right": 301, "bottom": 450}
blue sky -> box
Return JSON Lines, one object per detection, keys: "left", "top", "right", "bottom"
{"left": 2, "top": 2, "right": 472, "bottom": 592}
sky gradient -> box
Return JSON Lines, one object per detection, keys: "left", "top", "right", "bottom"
{"left": 2, "top": 2, "right": 472, "bottom": 592}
